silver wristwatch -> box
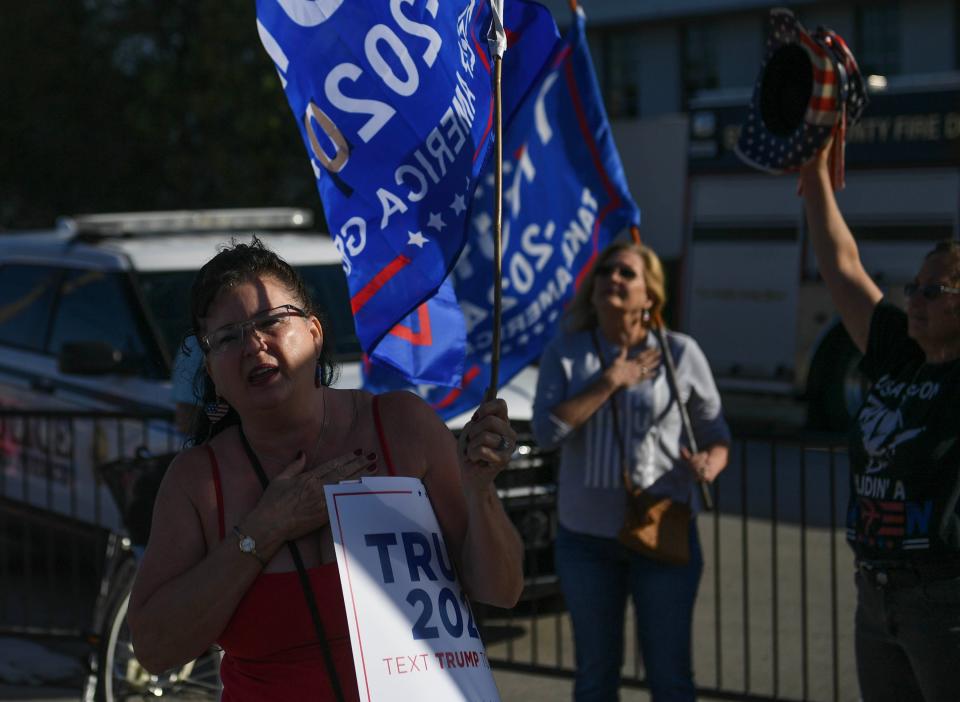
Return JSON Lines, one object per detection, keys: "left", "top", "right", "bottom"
{"left": 233, "top": 525, "right": 266, "bottom": 566}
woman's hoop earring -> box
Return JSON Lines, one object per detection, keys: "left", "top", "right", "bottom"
{"left": 204, "top": 396, "right": 230, "bottom": 424}
{"left": 642, "top": 309, "right": 651, "bottom": 324}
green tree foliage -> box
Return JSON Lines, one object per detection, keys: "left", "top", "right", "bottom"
{"left": 0, "top": 0, "right": 321, "bottom": 229}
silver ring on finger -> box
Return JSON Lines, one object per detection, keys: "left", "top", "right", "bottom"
{"left": 497, "top": 434, "right": 513, "bottom": 452}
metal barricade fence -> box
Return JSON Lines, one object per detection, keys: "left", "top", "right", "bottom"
{"left": 479, "top": 431, "right": 856, "bottom": 702}
{"left": 0, "top": 408, "right": 180, "bottom": 637}
{"left": 0, "top": 408, "right": 856, "bottom": 701}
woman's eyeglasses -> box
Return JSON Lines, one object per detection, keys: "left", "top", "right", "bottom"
{"left": 903, "top": 282, "right": 960, "bottom": 300}
{"left": 595, "top": 263, "right": 638, "bottom": 281}
{"left": 201, "top": 304, "right": 307, "bottom": 355}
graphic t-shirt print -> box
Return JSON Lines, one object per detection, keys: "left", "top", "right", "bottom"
{"left": 849, "top": 373, "right": 937, "bottom": 552}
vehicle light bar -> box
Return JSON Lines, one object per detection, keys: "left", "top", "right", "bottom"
{"left": 61, "top": 208, "right": 314, "bottom": 236}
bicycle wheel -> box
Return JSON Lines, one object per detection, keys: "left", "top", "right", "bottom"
{"left": 96, "top": 559, "right": 221, "bottom": 701}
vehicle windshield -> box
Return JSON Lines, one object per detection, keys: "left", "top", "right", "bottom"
{"left": 137, "top": 264, "right": 361, "bottom": 364}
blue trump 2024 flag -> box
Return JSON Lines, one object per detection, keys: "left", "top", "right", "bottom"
{"left": 365, "top": 7, "right": 641, "bottom": 418}
{"left": 256, "top": 0, "right": 558, "bottom": 386}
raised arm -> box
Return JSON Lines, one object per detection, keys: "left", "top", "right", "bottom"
{"left": 799, "top": 142, "right": 882, "bottom": 353}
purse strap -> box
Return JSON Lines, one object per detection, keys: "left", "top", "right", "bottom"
{"left": 651, "top": 327, "right": 713, "bottom": 511}
{"left": 651, "top": 327, "right": 697, "bottom": 455}
{"left": 237, "top": 427, "right": 346, "bottom": 702}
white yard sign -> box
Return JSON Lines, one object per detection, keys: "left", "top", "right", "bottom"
{"left": 325, "top": 476, "right": 501, "bottom": 702}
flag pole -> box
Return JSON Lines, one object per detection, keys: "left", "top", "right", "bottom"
{"left": 485, "top": 1, "right": 507, "bottom": 402}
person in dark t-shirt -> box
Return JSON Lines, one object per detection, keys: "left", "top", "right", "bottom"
{"left": 800, "top": 139, "right": 960, "bottom": 701}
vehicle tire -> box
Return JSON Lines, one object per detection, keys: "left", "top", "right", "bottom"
{"left": 806, "top": 323, "right": 870, "bottom": 432}
{"left": 95, "top": 558, "right": 221, "bottom": 701}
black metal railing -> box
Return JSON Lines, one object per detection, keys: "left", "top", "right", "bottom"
{"left": 0, "top": 408, "right": 857, "bottom": 701}
{"left": 479, "top": 430, "right": 855, "bottom": 702}
{"left": 497, "top": 424, "right": 559, "bottom": 600}
{"left": 0, "top": 408, "right": 179, "bottom": 636}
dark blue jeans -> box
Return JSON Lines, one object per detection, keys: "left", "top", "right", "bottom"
{"left": 555, "top": 523, "right": 703, "bottom": 702}
{"left": 855, "top": 568, "right": 960, "bottom": 701}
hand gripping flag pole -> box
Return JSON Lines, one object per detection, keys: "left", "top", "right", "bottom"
{"left": 484, "top": 0, "right": 507, "bottom": 402}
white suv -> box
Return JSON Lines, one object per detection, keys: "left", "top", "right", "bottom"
{"left": 0, "top": 209, "right": 365, "bottom": 531}
{"left": 0, "top": 206, "right": 542, "bottom": 426}
{"left": 0, "top": 207, "right": 546, "bottom": 523}
{"left": 0, "top": 208, "right": 358, "bottom": 415}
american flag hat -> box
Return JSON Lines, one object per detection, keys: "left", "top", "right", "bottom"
{"left": 735, "top": 8, "right": 867, "bottom": 187}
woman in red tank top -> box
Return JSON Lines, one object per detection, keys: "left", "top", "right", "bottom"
{"left": 126, "top": 239, "right": 523, "bottom": 701}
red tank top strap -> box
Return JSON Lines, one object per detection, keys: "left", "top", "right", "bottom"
{"left": 206, "top": 445, "right": 226, "bottom": 541}
{"left": 371, "top": 395, "right": 397, "bottom": 476}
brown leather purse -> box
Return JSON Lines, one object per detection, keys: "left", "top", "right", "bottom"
{"left": 618, "top": 487, "right": 691, "bottom": 565}
{"left": 592, "top": 328, "right": 704, "bottom": 566}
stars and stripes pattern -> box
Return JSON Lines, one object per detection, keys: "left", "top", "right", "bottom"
{"left": 820, "top": 28, "right": 868, "bottom": 126}
{"left": 735, "top": 8, "right": 867, "bottom": 180}
{"left": 797, "top": 28, "right": 839, "bottom": 127}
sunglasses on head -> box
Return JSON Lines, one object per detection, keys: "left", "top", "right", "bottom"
{"left": 903, "top": 282, "right": 960, "bottom": 300}
{"left": 595, "top": 263, "right": 638, "bottom": 281}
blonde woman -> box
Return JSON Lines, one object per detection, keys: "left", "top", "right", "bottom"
{"left": 532, "top": 240, "right": 730, "bottom": 702}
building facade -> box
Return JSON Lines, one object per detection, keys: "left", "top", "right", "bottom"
{"left": 539, "top": 0, "right": 960, "bottom": 427}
